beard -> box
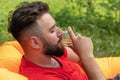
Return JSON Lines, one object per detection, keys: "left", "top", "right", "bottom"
{"left": 41, "top": 37, "right": 64, "bottom": 57}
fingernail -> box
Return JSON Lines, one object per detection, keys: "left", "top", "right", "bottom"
{"left": 68, "top": 26, "right": 71, "bottom": 31}
{"left": 68, "top": 26, "right": 71, "bottom": 29}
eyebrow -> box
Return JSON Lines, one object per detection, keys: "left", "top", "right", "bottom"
{"left": 49, "top": 24, "right": 56, "bottom": 31}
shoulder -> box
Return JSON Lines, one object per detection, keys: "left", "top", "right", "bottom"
{"left": 65, "top": 47, "right": 80, "bottom": 63}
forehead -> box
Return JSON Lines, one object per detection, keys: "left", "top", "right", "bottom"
{"left": 36, "top": 13, "right": 55, "bottom": 30}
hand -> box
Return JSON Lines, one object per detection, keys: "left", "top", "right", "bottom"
{"left": 68, "top": 27, "right": 106, "bottom": 80}
{"left": 67, "top": 27, "right": 94, "bottom": 60}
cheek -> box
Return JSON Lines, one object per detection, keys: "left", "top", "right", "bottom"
{"left": 47, "top": 34, "right": 58, "bottom": 43}
{"left": 50, "top": 35, "right": 57, "bottom": 41}
{"left": 43, "top": 31, "right": 59, "bottom": 44}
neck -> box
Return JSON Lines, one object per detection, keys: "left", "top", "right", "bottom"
{"left": 24, "top": 51, "right": 61, "bottom": 68}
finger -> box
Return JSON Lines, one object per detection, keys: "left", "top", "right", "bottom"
{"left": 76, "top": 33, "right": 81, "bottom": 36}
{"left": 68, "top": 27, "right": 76, "bottom": 40}
{"left": 76, "top": 33, "right": 82, "bottom": 39}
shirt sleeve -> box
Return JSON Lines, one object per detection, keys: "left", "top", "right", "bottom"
{"left": 60, "top": 47, "right": 67, "bottom": 59}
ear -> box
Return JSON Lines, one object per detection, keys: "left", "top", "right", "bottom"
{"left": 29, "top": 36, "right": 41, "bottom": 49}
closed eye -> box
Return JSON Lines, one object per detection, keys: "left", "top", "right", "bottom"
{"left": 49, "top": 24, "right": 56, "bottom": 33}
{"left": 50, "top": 29, "right": 55, "bottom": 33}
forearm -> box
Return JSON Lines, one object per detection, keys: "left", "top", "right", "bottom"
{"left": 67, "top": 27, "right": 106, "bottom": 80}
{"left": 80, "top": 57, "right": 106, "bottom": 80}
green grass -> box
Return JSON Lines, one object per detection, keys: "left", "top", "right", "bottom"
{"left": 0, "top": 0, "right": 120, "bottom": 57}
{"left": 0, "top": 0, "right": 66, "bottom": 44}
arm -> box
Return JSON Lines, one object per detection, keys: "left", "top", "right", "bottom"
{"left": 67, "top": 27, "right": 106, "bottom": 80}
{"left": 65, "top": 46, "right": 80, "bottom": 63}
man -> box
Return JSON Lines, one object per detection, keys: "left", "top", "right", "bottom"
{"left": 8, "top": 1, "right": 105, "bottom": 80}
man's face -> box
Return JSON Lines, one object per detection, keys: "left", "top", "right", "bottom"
{"left": 37, "top": 13, "right": 64, "bottom": 57}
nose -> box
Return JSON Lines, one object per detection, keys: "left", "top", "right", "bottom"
{"left": 56, "top": 27, "right": 64, "bottom": 37}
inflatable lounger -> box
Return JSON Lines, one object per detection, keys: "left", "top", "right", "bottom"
{"left": 0, "top": 41, "right": 120, "bottom": 79}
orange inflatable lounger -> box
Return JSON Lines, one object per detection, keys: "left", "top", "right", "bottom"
{"left": 0, "top": 68, "right": 27, "bottom": 80}
{"left": 0, "top": 41, "right": 27, "bottom": 80}
{"left": 0, "top": 41, "right": 120, "bottom": 79}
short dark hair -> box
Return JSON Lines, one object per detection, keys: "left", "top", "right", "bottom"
{"left": 8, "top": 1, "right": 49, "bottom": 40}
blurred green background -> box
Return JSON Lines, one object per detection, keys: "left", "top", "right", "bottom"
{"left": 0, "top": 0, "right": 120, "bottom": 57}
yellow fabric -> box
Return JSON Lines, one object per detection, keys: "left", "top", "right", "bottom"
{"left": 0, "top": 41, "right": 120, "bottom": 79}
{"left": 96, "top": 57, "right": 120, "bottom": 78}
{"left": 0, "top": 42, "right": 22, "bottom": 73}
{"left": 0, "top": 68, "right": 27, "bottom": 80}
{"left": 1, "top": 41, "right": 24, "bottom": 55}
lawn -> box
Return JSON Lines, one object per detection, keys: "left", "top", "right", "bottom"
{"left": 0, "top": 0, "right": 120, "bottom": 57}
